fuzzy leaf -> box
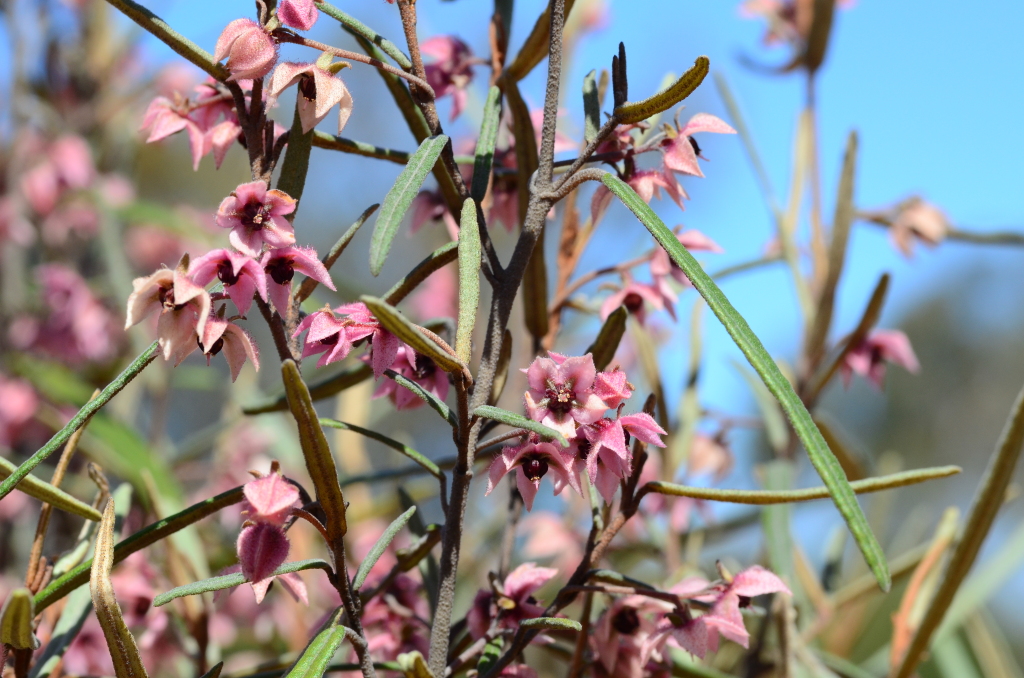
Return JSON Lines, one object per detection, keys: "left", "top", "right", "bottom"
{"left": 585, "top": 306, "right": 627, "bottom": 371}
{"left": 90, "top": 499, "right": 150, "bottom": 678}
{"left": 472, "top": 405, "right": 568, "bottom": 447}
{"left": 583, "top": 69, "right": 600, "bottom": 143}
{"left": 614, "top": 56, "right": 709, "bottom": 125}
{"left": 153, "top": 560, "right": 331, "bottom": 607}
{"left": 0, "top": 588, "right": 38, "bottom": 649}
{"left": 353, "top": 506, "right": 417, "bottom": 590}
{"left": 361, "top": 296, "right": 466, "bottom": 374}
{"left": 0, "top": 341, "right": 159, "bottom": 501}
{"left": 369, "top": 134, "right": 449, "bottom": 276}
{"left": 0, "top": 456, "right": 102, "bottom": 522}
{"left": 519, "top": 617, "right": 582, "bottom": 632}
{"left": 603, "top": 173, "right": 891, "bottom": 591}
{"left": 456, "top": 199, "right": 481, "bottom": 367}
{"left": 471, "top": 87, "right": 503, "bottom": 203}
{"left": 282, "top": 360, "right": 348, "bottom": 541}
{"left": 283, "top": 609, "right": 349, "bottom": 678}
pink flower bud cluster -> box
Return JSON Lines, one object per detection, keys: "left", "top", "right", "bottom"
{"left": 486, "top": 352, "right": 667, "bottom": 510}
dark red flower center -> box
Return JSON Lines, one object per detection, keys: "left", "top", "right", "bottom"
{"left": 738, "top": 595, "right": 752, "bottom": 608}
{"left": 688, "top": 135, "right": 701, "bottom": 156}
{"left": 544, "top": 383, "right": 575, "bottom": 415}
{"left": 217, "top": 259, "right": 240, "bottom": 286}
{"left": 521, "top": 454, "right": 549, "bottom": 482}
{"left": 413, "top": 353, "right": 437, "bottom": 379}
{"left": 623, "top": 292, "right": 644, "bottom": 314}
{"left": 298, "top": 75, "right": 318, "bottom": 102}
{"left": 197, "top": 335, "right": 224, "bottom": 356}
{"left": 576, "top": 439, "right": 592, "bottom": 460}
{"left": 241, "top": 199, "right": 272, "bottom": 232}
{"left": 265, "top": 256, "right": 295, "bottom": 285}
{"left": 612, "top": 607, "right": 641, "bottom": 635}
{"left": 320, "top": 332, "right": 339, "bottom": 346}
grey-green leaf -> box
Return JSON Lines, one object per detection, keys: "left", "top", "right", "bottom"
{"left": 585, "top": 306, "right": 627, "bottom": 371}
{"left": 353, "top": 506, "right": 417, "bottom": 590}
{"left": 456, "top": 199, "right": 481, "bottom": 366}
{"left": 319, "top": 418, "right": 443, "bottom": 482}
{"left": 0, "top": 588, "right": 38, "bottom": 649}
{"left": 361, "top": 296, "right": 466, "bottom": 374}
{"left": 471, "top": 87, "right": 503, "bottom": 203}
{"left": 519, "top": 617, "right": 582, "bottom": 632}
{"left": 472, "top": 405, "right": 568, "bottom": 447}
{"left": 154, "top": 560, "right": 332, "bottom": 607}
{"left": 284, "top": 609, "right": 349, "bottom": 678}
{"left": 602, "top": 172, "right": 891, "bottom": 591}
{"left": 384, "top": 369, "right": 459, "bottom": 430}
{"left": 0, "top": 456, "right": 102, "bottom": 522}
{"left": 369, "top": 134, "right": 449, "bottom": 276}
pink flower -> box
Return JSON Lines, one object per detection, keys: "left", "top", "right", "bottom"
{"left": 141, "top": 81, "right": 242, "bottom": 170}
{"left": 840, "top": 329, "right": 919, "bottom": 389}
{"left": 485, "top": 439, "right": 581, "bottom": 511}
{"left": 421, "top": 36, "right": 475, "bottom": 120}
{"left": 889, "top": 198, "right": 948, "bottom": 257}
{"left": 259, "top": 245, "right": 335, "bottom": 315}
{"left": 467, "top": 563, "right": 558, "bottom": 639}
{"left": 48, "top": 135, "right": 95, "bottom": 190}
{"left": 592, "top": 368, "right": 633, "bottom": 409}
{"left": 215, "top": 180, "right": 297, "bottom": 256}
{"left": 199, "top": 315, "right": 260, "bottom": 382}
{"left": 661, "top": 113, "right": 736, "bottom": 178}
{"left": 687, "top": 433, "right": 733, "bottom": 481}
{"left": 267, "top": 62, "right": 353, "bottom": 134}
{"left": 650, "top": 229, "right": 723, "bottom": 286}
{"left": 243, "top": 471, "right": 299, "bottom": 525}
{"left": 0, "top": 374, "right": 38, "bottom": 447}
{"left": 237, "top": 522, "right": 290, "bottom": 604}
{"left": 628, "top": 168, "right": 688, "bottom": 209}
{"left": 277, "top": 0, "right": 318, "bottom": 31}
{"left": 362, "top": 574, "right": 430, "bottom": 660}
{"left": 369, "top": 345, "right": 449, "bottom": 411}
{"left": 189, "top": 249, "right": 267, "bottom": 316}
{"left": 700, "top": 565, "right": 790, "bottom": 651}
{"left": 519, "top": 512, "right": 585, "bottom": 576}
{"left": 293, "top": 302, "right": 400, "bottom": 376}
{"left": 523, "top": 353, "right": 608, "bottom": 438}
{"left": 591, "top": 595, "right": 673, "bottom": 677}
{"left": 125, "top": 266, "right": 212, "bottom": 364}
{"left": 600, "top": 277, "right": 676, "bottom": 326}
{"left": 576, "top": 413, "right": 667, "bottom": 503}
{"left": 0, "top": 197, "right": 35, "bottom": 248}
{"left": 214, "top": 18, "right": 278, "bottom": 81}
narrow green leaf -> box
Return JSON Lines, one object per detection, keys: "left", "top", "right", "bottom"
{"left": 353, "top": 506, "right": 417, "bottom": 590}
{"left": 472, "top": 405, "right": 568, "bottom": 447}
{"left": 361, "top": 296, "right": 466, "bottom": 374}
{"left": 644, "top": 466, "right": 959, "bottom": 504}
{"left": 501, "top": 0, "right": 578, "bottom": 83}
{"left": 0, "top": 456, "right": 102, "bottom": 521}
{"left": 154, "top": 560, "right": 332, "bottom": 607}
{"left": 583, "top": 69, "right": 600, "bottom": 143}
{"left": 36, "top": 486, "right": 244, "bottom": 612}
{"left": 282, "top": 360, "right": 348, "bottom": 541}
{"left": 603, "top": 172, "right": 891, "bottom": 591}
{"left": 384, "top": 369, "right": 458, "bottom": 430}
{"left": 276, "top": 95, "right": 314, "bottom": 213}
{"left": 894, "top": 382, "right": 1024, "bottom": 678}
{"left": 29, "top": 586, "right": 92, "bottom": 678}
{"left": 0, "top": 588, "right": 38, "bottom": 649}
{"left": 614, "top": 56, "right": 710, "bottom": 125}
{"left": 519, "top": 617, "right": 582, "bottom": 632}
{"left": 585, "top": 306, "right": 627, "bottom": 371}
{"left": 489, "top": 330, "right": 513, "bottom": 406}
{"left": 396, "top": 651, "right": 433, "bottom": 678}
{"left": 805, "top": 130, "right": 858, "bottom": 365}
{"left": 283, "top": 608, "right": 349, "bottom": 678}
{"left": 91, "top": 499, "right": 150, "bottom": 678}
{"left": 0, "top": 341, "right": 158, "bottom": 501}
{"left": 369, "top": 134, "right": 449, "bottom": 276}
{"left": 456, "top": 199, "right": 481, "bottom": 366}
{"left": 244, "top": 363, "right": 373, "bottom": 415}
{"left": 319, "top": 419, "right": 442, "bottom": 481}
{"left": 472, "top": 87, "right": 503, "bottom": 203}
{"left": 382, "top": 240, "right": 460, "bottom": 306}
{"left": 315, "top": 1, "right": 412, "bottom": 69}
{"left": 294, "top": 203, "right": 378, "bottom": 304}
{"left": 311, "top": 132, "right": 411, "bottom": 164}
{"left": 199, "top": 663, "right": 224, "bottom": 678}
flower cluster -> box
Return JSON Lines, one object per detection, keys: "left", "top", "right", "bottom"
{"left": 487, "top": 353, "right": 667, "bottom": 509}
